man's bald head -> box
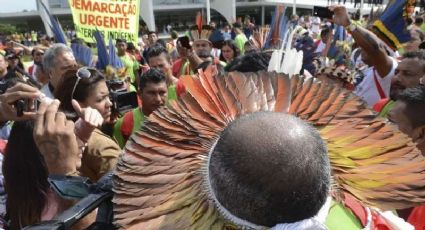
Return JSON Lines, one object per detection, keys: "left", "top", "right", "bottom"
{"left": 208, "top": 112, "right": 330, "bottom": 227}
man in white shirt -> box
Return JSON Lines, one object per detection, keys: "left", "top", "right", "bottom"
{"left": 354, "top": 56, "right": 398, "bottom": 107}
{"left": 332, "top": 6, "right": 397, "bottom": 108}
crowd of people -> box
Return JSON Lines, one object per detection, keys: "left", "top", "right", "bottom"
{"left": 0, "top": 2, "right": 425, "bottom": 230}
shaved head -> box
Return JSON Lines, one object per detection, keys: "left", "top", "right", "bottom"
{"left": 208, "top": 112, "right": 330, "bottom": 227}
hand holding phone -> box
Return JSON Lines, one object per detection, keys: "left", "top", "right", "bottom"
{"left": 313, "top": 6, "right": 334, "bottom": 19}
{"left": 0, "top": 83, "right": 41, "bottom": 121}
{"left": 178, "top": 36, "right": 191, "bottom": 49}
{"left": 328, "top": 5, "right": 351, "bottom": 27}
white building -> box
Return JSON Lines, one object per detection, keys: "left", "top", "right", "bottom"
{"left": 0, "top": 0, "right": 387, "bottom": 35}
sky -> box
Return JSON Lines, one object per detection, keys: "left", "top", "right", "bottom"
{"left": 0, "top": 0, "right": 37, "bottom": 13}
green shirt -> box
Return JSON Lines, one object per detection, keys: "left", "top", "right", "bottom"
{"left": 119, "top": 54, "right": 139, "bottom": 84}
{"left": 234, "top": 33, "right": 248, "bottom": 54}
{"left": 325, "top": 200, "right": 362, "bottom": 230}
{"left": 113, "top": 108, "right": 144, "bottom": 148}
{"left": 168, "top": 85, "right": 178, "bottom": 102}
{"left": 378, "top": 100, "right": 395, "bottom": 118}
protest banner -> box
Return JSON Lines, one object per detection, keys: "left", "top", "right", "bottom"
{"left": 68, "top": 0, "right": 140, "bottom": 44}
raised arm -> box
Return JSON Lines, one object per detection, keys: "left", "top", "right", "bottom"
{"left": 331, "top": 6, "right": 394, "bottom": 78}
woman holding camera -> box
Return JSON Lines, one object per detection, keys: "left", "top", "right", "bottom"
{"left": 3, "top": 99, "right": 94, "bottom": 229}
{"left": 55, "top": 66, "right": 121, "bottom": 182}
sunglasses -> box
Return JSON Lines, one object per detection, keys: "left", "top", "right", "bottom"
{"left": 35, "top": 52, "right": 44, "bottom": 56}
{"left": 71, "top": 67, "right": 96, "bottom": 99}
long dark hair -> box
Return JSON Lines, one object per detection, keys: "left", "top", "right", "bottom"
{"left": 3, "top": 121, "right": 49, "bottom": 230}
{"left": 219, "top": 40, "right": 240, "bottom": 63}
{"left": 54, "top": 67, "right": 106, "bottom": 121}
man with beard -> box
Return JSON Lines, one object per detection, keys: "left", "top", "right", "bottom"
{"left": 179, "top": 26, "right": 226, "bottom": 76}
{"left": 388, "top": 86, "right": 425, "bottom": 229}
{"left": 388, "top": 86, "right": 425, "bottom": 155}
{"left": 375, "top": 50, "right": 425, "bottom": 117}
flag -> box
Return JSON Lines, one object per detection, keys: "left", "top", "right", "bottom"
{"left": 39, "top": 1, "right": 67, "bottom": 44}
{"left": 372, "top": 0, "right": 415, "bottom": 50}
{"left": 70, "top": 43, "right": 92, "bottom": 67}
{"left": 109, "top": 36, "right": 124, "bottom": 69}
{"left": 94, "top": 30, "right": 109, "bottom": 70}
{"left": 264, "top": 5, "right": 287, "bottom": 49}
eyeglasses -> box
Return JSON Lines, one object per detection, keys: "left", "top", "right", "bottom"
{"left": 35, "top": 52, "right": 44, "bottom": 56}
{"left": 71, "top": 67, "right": 96, "bottom": 99}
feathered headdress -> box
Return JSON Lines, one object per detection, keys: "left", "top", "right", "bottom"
{"left": 264, "top": 5, "right": 288, "bottom": 49}
{"left": 250, "top": 26, "right": 270, "bottom": 50}
{"left": 113, "top": 66, "right": 425, "bottom": 229}
{"left": 189, "top": 25, "right": 214, "bottom": 43}
{"left": 93, "top": 30, "right": 125, "bottom": 80}
{"left": 70, "top": 41, "right": 93, "bottom": 67}
{"left": 372, "top": 0, "right": 415, "bottom": 50}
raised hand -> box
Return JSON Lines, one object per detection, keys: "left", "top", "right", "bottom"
{"left": 0, "top": 83, "right": 41, "bottom": 122}
{"left": 33, "top": 100, "right": 80, "bottom": 175}
{"left": 72, "top": 99, "right": 103, "bottom": 143}
{"left": 72, "top": 99, "right": 104, "bottom": 127}
{"left": 329, "top": 5, "right": 351, "bottom": 27}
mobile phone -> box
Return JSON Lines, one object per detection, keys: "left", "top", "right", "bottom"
{"left": 178, "top": 36, "right": 191, "bottom": 49}
{"left": 15, "top": 95, "right": 53, "bottom": 117}
{"left": 313, "top": 6, "right": 334, "bottom": 19}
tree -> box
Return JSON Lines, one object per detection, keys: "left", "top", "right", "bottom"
{"left": 0, "top": 23, "right": 17, "bottom": 35}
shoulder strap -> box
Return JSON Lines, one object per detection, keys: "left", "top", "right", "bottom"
{"left": 343, "top": 193, "right": 368, "bottom": 227}
{"left": 176, "top": 80, "right": 186, "bottom": 97}
{"left": 343, "top": 193, "right": 394, "bottom": 230}
{"left": 373, "top": 69, "right": 386, "bottom": 99}
{"left": 120, "top": 111, "right": 134, "bottom": 143}
{"left": 373, "top": 98, "right": 390, "bottom": 113}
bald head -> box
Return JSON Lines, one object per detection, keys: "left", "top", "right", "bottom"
{"left": 208, "top": 112, "right": 330, "bottom": 227}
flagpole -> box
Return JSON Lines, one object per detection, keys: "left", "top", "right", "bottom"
{"left": 206, "top": 0, "right": 211, "bottom": 24}
{"left": 293, "top": 0, "right": 296, "bottom": 15}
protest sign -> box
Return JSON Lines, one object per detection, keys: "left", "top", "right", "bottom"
{"left": 68, "top": 0, "right": 140, "bottom": 44}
